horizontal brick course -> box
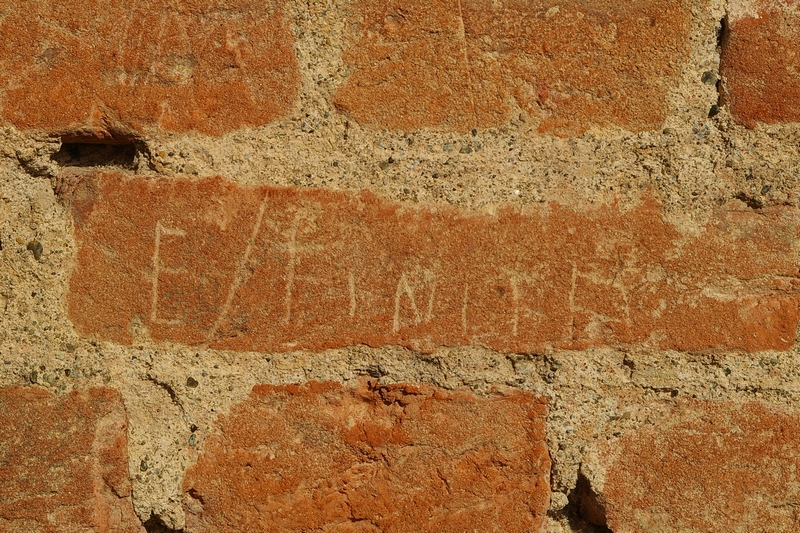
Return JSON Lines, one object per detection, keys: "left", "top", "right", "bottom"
{"left": 335, "top": 0, "right": 691, "bottom": 135}
{"left": 721, "top": 0, "right": 800, "bottom": 127}
{"left": 0, "top": 0, "right": 298, "bottom": 137}
{"left": 0, "top": 386, "right": 142, "bottom": 533}
{"left": 182, "top": 380, "right": 550, "bottom": 532}
{"left": 65, "top": 172, "right": 800, "bottom": 353}
{"left": 585, "top": 400, "right": 800, "bottom": 532}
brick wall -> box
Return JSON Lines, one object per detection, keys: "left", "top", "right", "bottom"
{"left": 1, "top": 0, "right": 800, "bottom": 531}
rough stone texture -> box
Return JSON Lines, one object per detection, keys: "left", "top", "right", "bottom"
{"left": 0, "top": 386, "right": 143, "bottom": 533}
{"left": 2, "top": 0, "right": 800, "bottom": 530}
{"left": 721, "top": 0, "right": 800, "bottom": 128}
{"left": 65, "top": 171, "right": 800, "bottom": 354}
{"left": 0, "top": 0, "right": 299, "bottom": 137}
{"left": 583, "top": 400, "right": 800, "bottom": 532}
{"left": 182, "top": 380, "right": 549, "bottom": 533}
{"left": 335, "top": 0, "right": 691, "bottom": 136}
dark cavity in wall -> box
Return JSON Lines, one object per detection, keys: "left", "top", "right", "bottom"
{"left": 717, "top": 16, "right": 730, "bottom": 109}
{"left": 707, "top": 15, "right": 728, "bottom": 114}
{"left": 143, "top": 514, "right": 184, "bottom": 533}
{"left": 551, "top": 471, "right": 613, "bottom": 533}
{"left": 51, "top": 133, "right": 150, "bottom": 169}
{"left": 717, "top": 15, "right": 728, "bottom": 48}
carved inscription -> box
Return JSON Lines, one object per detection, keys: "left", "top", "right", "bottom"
{"left": 334, "top": 0, "right": 691, "bottom": 135}
{"left": 151, "top": 221, "right": 187, "bottom": 325}
{"left": 67, "top": 173, "right": 800, "bottom": 353}
{"left": 0, "top": 0, "right": 299, "bottom": 136}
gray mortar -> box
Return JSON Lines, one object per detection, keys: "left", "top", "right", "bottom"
{"left": 2, "top": 0, "right": 800, "bottom": 530}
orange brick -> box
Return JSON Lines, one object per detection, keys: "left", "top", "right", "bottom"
{"left": 182, "top": 380, "right": 550, "bottom": 532}
{"left": 586, "top": 400, "right": 800, "bottom": 532}
{"left": 334, "top": 0, "right": 690, "bottom": 136}
{"left": 0, "top": 0, "right": 298, "bottom": 137}
{"left": 64, "top": 172, "right": 800, "bottom": 353}
{"left": 721, "top": 1, "right": 800, "bottom": 127}
{"left": 0, "top": 386, "right": 142, "bottom": 533}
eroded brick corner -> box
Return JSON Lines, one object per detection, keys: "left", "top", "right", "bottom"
{"left": 0, "top": 0, "right": 299, "bottom": 137}
{"left": 182, "top": 380, "right": 550, "bottom": 532}
{"left": 581, "top": 400, "right": 800, "bottom": 532}
{"left": 335, "top": 0, "right": 691, "bottom": 135}
{"left": 721, "top": 0, "right": 800, "bottom": 127}
{"left": 0, "top": 386, "right": 143, "bottom": 533}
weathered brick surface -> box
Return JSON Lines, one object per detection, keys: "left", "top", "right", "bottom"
{"left": 182, "top": 380, "right": 549, "bottom": 532}
{"left": 0, "top": 0, "right": 298, "bottom": 137}
{"left": 334, "top": 0, "right": 690, "bottom": 135}
{"left": 586, "top": 400, "right": 800, "bottom": 532}
{"left": 0, "top": 386, "right": 143, "bottom": 533}
{"left": 721, "top": 1, "right": 800, "bottom": 127}
{"left": 65, "top": 172, "right": 800, "bottom": 353}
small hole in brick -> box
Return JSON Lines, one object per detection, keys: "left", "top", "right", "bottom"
{"left": 51, "top": 134, "right": 148, "bottom": 169}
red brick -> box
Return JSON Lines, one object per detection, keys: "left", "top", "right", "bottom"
{"left": 584, "top": 400, "right": 800, "bottom": 532}
{"left": 182, "top": 380, "right": 549, "bottom": 532}
{"left": 0, "top": 386, "right": 142, "bottom": 533}
{"left": 63, "top": 172, "right": 800, "bottom": 353}
{"left": 721, "top": 1, "right": 800, "bottom": 127}
{"left": 0, "top": 0, "right": 298, "bottom": 137}
{"left": 334, "top": 0, "right": 690, "bottom": 136}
